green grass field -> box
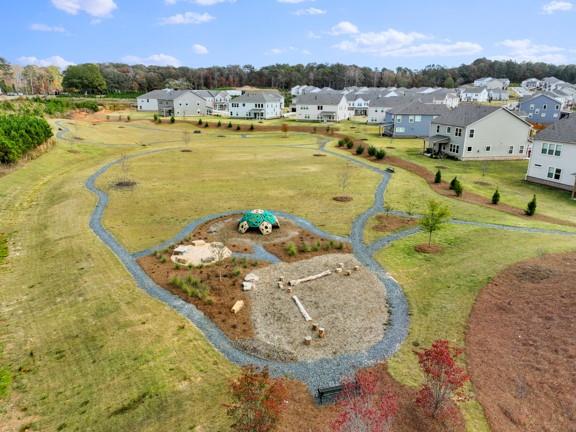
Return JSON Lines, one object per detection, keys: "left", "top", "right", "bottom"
{"left": 1, "top": 112, "right": 575, "bottom": 431}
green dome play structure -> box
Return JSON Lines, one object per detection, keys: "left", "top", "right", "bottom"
{"left": 238, "top": 209, "right": 280, "bottom": 235}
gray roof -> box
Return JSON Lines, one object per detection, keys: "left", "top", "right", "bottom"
{"left": 520, "top": 92, "right": 562, "bottom": 104}
{"left": 462, "top": 87, "right": 487, "bottom": 94}
{"left": 431, "top": 104, "right": 500, "bottom": 127}
{"left": 138, "top": 88, "right": 191, "bottom": 100}
{"left": 535, "top": 115, "right": 576, "bottom": 145}
{"left": 295, "top": 92, "right": 345, "bottom": 105}
{"left": 231, "top": 93, "right": 283, "bottom": 103}
{"left": 389, "top": 100, "right": 450, "bottom": 116}
{"left": 193, "top": 90, "right": 216, "bottom": 99}
{"left": 369, "top": 96, "right": 415, "bottom": 108}
{"left": 156, "top": 90, "right": 195, "bottom": 101}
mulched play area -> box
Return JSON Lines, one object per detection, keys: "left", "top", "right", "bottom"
{"left": 467, "top": 251, "right": 576, "bottom": 432}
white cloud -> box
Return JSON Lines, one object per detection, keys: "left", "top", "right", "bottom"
{"left": 29, "top": 23, "right": 66, "bottom": 32}
{"left": 17, "top": 55, "right": 75, "bottom": 69}
{"left": 294, "top": 7, "right": 326, "bottom": 15}
{"left": 494, "top": 39, "right": 567, "bottom": 63}
{"left": 122, "top": 54, "right": 182, "bottom": 67}
{"left": 192, "top": 44, "right": 209, "bottom": 54}
{"left": 542, "top": 1, "right": 573, "bottom": 14}
{"left": 165, "top": 0, "right": 236, "bottom": 4}
{"left": 329, "top": 21, "right": 359, "bottom": 35}
{"left": 334, "top": 28, "right": 482, "bottom": 57}
{"left": 51, "top": 0, "right": 117, "bottom": 17}
{"left": 160, "top": 11, "right": 214, "bottom": 24}
{"left": 307, "top": 31, "right": 321, "bottom": 39}
{"left": 278, "top": 0, "right": 315, "bottom": 3}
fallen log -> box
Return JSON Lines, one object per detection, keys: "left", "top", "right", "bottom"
{"left": 231, "top": 300, "right": 245, "bottom": 314}
{"left": 292, "top": 295, "right": 312, "bottom": 321}
{"left": 289, "top": 270, "right": 332, "bottom": 287}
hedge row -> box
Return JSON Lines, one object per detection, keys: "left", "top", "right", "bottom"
{"left": 0, "top": 114, "right": 53, "bottom": 163}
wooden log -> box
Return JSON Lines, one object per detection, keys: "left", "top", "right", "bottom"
{"left": 312, "top": 323, "right": 319, "bottom": 331}
{"left": 345, "top": 270, "right": 352, "bottom": 276}
{"left": 278, "top": 281, "right": 284, "bottom": 289}
{"left": 353, "top": 265, "right": 360, "bottom": 271}
{"left": 292, "top": 295, "right": 312, "bottom": 321}
{"left": 304, "top": 336, "right": 312, "bottom": 346}
{"left": 335, "top": 267, "right": 343, "bottom": 273}
{"left": 289, "top": 269, "right": 332, "bottom": 287}
{"left": 318, "top": 328, "right": 326, "bottom": 338}
{"left": 231, "top": 300, "right": 245, "bottom": 314}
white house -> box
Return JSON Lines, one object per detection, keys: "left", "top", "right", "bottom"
{"left": 521, "top": 78, "right": 541, "bottom": 90}
{"left": 488, "top": 89, "right": 509, "bottom": 101}
{"left": 428, "top": 104, "right": 531, "bottom": 161}
{"left": 474, "top": 78, "right": 509, "bottom": 89}
{"left": 460, "top": 87, "right": 489, "bottom": 102}
{"left": 229, "top": 93, "right": 283, "bottom": 119}
{"left": 367, "top": 96, "right": 414, "bottom": 124}
{"left": 157, "top": 90, "right": 211, "bottom": 117}
{"left": 542, "top": 77, "right": 563, "bottom": 91}
{"left": 294, "top": 92, "right": 349, "bottom": 122}
{"left": 526, "top": 115, "right": 576, "bottom": 195}
{"left": 137, "top": 89, "right": 175, "bottom": 111}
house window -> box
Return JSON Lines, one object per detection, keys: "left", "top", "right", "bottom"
{"left": 469, "top": 129, "right": 475, "bottom": 138}
{"left": 519, "top": 145, "right": 525, "bottom": 154}
{"left": 485, "top": 146, "right": 491, "bottom": 151}
{"left": 467, "top": 146, "right": 472, "bottom": 152}
{"left": 508, "top": 145, "right": 514, "bottom": 154}
{"left": 396, "top": 126, "right": 405, "bottom": 133}
{"left": 455, "top": 128, "right": 462, "bottom": 137}
{"left": 547, "top": 167, "right": 562, "bottom": 180}
{"left": 409, "top": 115, "right": 415, "bottom": 123}
{"left": 415, "top": 115, "right": 422, "bottom": 122}
{"left": 543, "top": 104, "right": 547, "bottom": 110}
{"left": 555, "top": 144, "right": 562, "bottom": 156}
{"left": 396, "top": 115, "right": 403, "bottom": 124}
{"left": 529, "top": 104, "right": 534, "bottom": 111}
{"left": 447, "top": 126, "right": 451, "bottom": 134}
{"left": 317, "top": 105, "right": 323, "bottom": 110}
{"left": 542, "top": 143, "right": 549, "bottom": 154}
{"left": 555, "top": 104, "right": 560, "bottom": 110}
{"left": 436, "top": 125, "right": 440, "bottom": 133}
{"left": 535, "top": 108, "right": 540, "bottom": 114}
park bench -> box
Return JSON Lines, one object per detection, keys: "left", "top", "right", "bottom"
{"left": 317, "top": 381, "right": 359, "bottom": 404}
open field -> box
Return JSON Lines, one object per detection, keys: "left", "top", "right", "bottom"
{"left": 375, "top": 225, "right": 576, "bottom": 430}
{"left": 1, "top": 111, "right": 575, "bottom": 431}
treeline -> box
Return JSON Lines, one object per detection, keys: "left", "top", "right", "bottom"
{"left": 0, "top": 98, "right": 99, "bottom": 116}
{"left": 0, "top": 114, "right": 53, "bottom": 163}
{"left": 95, "top": 58, "right": 576, "bottom": 93}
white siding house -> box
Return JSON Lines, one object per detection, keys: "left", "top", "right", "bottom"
{"left": 229, "top": 93, "right": 283, "bottom": 119}
{"left": 294, "top": 92, "right": 350, "bottom": 122}
{"left": 460, "top": 87, "right": 489, "bottom": 102}
{"left": 429, "top": 105, "right": 531, "bottom": 161}
{"left": 137, "top": 89, "right": 173, "bottom": 111}
{"left": 526, "top": 115, "right": 576, "bottom": 194}
{"left": 157, "top": 90, "right": 211, "bottom": 117}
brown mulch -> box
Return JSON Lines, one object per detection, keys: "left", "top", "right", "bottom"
{"left": 373, "top": 214, "right": 419, "bottom": 234}
{"left": 414, "top": 243, "right": 443, "bottom": 254}
{"left": 137, "top": 254, "right": 265, "bottom": 340}
{"left": 278, "top": 363, "right": 464, "bottom": 432}
{"left": 332, "top": 195, "right": 353, "bottom": 202}
{"left": 340, "top": 144, "right": 576, "bottom": 228}
{"left": 466, "top": 251, "right": 576, "bottom": 432}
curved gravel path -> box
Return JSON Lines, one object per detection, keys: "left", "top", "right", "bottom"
{"left": 81, "top": 124, "right": 575, "bottom": 395}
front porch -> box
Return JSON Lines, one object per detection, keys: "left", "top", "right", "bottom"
{"left": 426, "top": 135, "right": 451, "bottom": 157}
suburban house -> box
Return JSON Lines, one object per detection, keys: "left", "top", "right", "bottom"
{"left": 214, "top": 91, "right": 232, "bottom": 111}
{"left": 137, "top": 89, "right": 175, "bottom": 111}
{"left": 383, "top": 101, "right": 450, "bottom": 137}
{"left": 291, "top": 85, "right": 321, "bottom": 96}
{"left": 156, "top": 90, "right": 211, "bottom": 117}
{"left": 488, "top": 88, "right": 509, "bottom": 101}
{"left": 294, "top": 92, "right": 349, "bottom": 122}
{"left": 521, "top": 78, "right": 541, "bottom": 90}
{"left": 474, "top": 77, "right": 509, "bottom": 89}
{"left": 367, "top": 96, "right": 414, "bottom": 124}
{"left": 418, "top": 89, "right": 460, "bottom": 108}
{"left": 427, "top": 104, "right": 531, "bottom": 160}
{"left": 229, "top": 93, "right": 283, "bottom": 119}
{"left": 460, "top": 87, "right": 489, "bottom": 102}
{"left": 525, "top": 115, "right": 576, "bottom": 195}
{"left": 193, "top": 90, "right": 216, "bottom": 110}
{"left": 518, "top": 93, "right": 564, "bottom": 124}
{"left": 345, "top": 93, "right": 371, "bottom": 116}
{"left": 542, "top": 77, "right": 563, "bottom": 91}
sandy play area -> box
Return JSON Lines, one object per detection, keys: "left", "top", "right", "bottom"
{"left": 244, "top": 253, "right": 389, "bottom": 361}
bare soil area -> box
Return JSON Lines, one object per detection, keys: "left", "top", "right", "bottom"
{"left": 373, "top": 214, "right": 419, "bottom": 234}
{"left": 247, "top": 254, "right": 388, "bottom": 361}
{"left": 414, "top": 244, "right": 443, "bottom": 254}
{"left": 467, "top": 251, "right": 576, "bottom": 432}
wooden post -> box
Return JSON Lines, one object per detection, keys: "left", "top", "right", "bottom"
{"left": 318, "top": 328, "right": 326, "bottom": 338}
{"left": 312, "top": 323, "right": 319, "bottom": 331}
{"left": 304, "top": 336, "right": 312, "bottom": 346}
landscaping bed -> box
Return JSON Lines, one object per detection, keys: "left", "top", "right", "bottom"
{"left": 467, "top": 251, "right": 576, "bottom": 432}
{"left": 372, "top": 214, "right": 419, "bottom": 235}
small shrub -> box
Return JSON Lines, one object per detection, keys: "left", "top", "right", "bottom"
{"left": 227, "top": 121, "right": 233, "bottom": 128}
{"left": 337, "top": 139, "right": 345, "bottom": 147}
{"left": 204, "top": 122, "right": 209, "bottom": 128}
{"left": 236, "top": 125, "right": 241, "bottom": 131}
{"left": 453, "top": 180, "right": 463, "bottom": 197}
{"left": 525, "top": 194, "right": 537, "bottom": 216}
{"left": 335, "top": 242, "right": 344, "bottom": 250}
{"left": 299, "top": 242, "right": 312, "bottom": 253}
{"left": 375, "top": 148, "right": 386, "bottom": 160}
{"left": 285, "top": 242, "right": 297, "bottom": 257}
{"left": 198, "top": 118, "right": 203, "bottom": 125}
{"left": 449, "top": 176, "right": 458, "bottom": 190}
{"left": 126, "top": 115, "right": 131, "bottom": 122}
{"left": 367, "top": 145, "right": 377, "bottom": 157}
{"left": 232, "top": 267, "right": 241, "bottom": 277}
{"left": 492, "top": 188, "right": 500, "bottom": 205}
{"left": 355, "top": 145, "right": 365, "bottom": 155}
{"left": 249, "top": 124, "right": 254, "bottom": 131}
{"left": 159, "top": 256, "right": 167, "bottom": 263}
{"left": 174, "top": 262, "right": 181, "bottom": 270}
{"left": 346, "top": 140, "right": 354, "bottom": 149}
{"left": 434, "top": 170, "right": 442, "bottom": 184}
{"left": 170, "top": 116, "right": 175, "bottom": 124}
{"left": 217, "top": 120, "right": 222, "bottom": 127}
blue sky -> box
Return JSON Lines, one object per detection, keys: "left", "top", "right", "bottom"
{"left": 2, "top": 0, "right": 575, "bottom": 70}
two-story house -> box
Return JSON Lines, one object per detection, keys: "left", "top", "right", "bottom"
{"left": 383, "top": 101, "right": 450, "bottom": 137}
{"left": 526, "top": 115, "right": 576, "bottom": 195}
{"left": 367, "top": 96, "right": 414, "bottom": 124}
{"left": 294, "top": 92, "right": 349, "bottom": 122}
{"left": 428, "top": 104, "right": 531, "bottom": 160}
{"left": 460, "top": 87, "right": 489, "bottom": 102}
{"left": 521, "top": 78, "right": 541, "bottom": 90}
{"left": 157, "top": 90, "right": 211, "bottom": 117}
{"left": 229, "top": 93, "right": 283, "bottom": 119}
{"left": 518, "top": 93, "right": 564, "bottom": 125}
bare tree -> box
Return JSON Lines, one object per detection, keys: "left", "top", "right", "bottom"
{"left": 338, "top": 162, "right": 353, "bottom": 194}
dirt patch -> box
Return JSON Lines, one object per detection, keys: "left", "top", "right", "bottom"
{"left": 138, "top": 254, "right": 266, "bottom": 340}
{"left": 332, "top": 195, "right": 353, "bottom": 202}
{"left": 248, "top": 254, "right": 388, "bottom": 361}
{"left": 112, "top": 180, "right": 137, "bottom": 189}
{"left": 467, "top": 251, "right": 576, "bottom": 432}
{"left": 191, "top": 215, "right": 352, "bottom": 262}
{"left": 313, "top": 153, "right": 327, "bottom": 157}
{"left": 414, "top": 244, "right": 443, "bottom": 254}
{"left": 278, "top": 363, "right": 464, "bottom": 432}
{"left": 373, "top": 214, "right": 419, "bottom": 234}
{"left": 474, "top": 180, "right": 492, "bottom": 187}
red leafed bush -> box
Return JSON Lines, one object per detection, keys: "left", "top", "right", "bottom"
{"left": 332, "top": 369, "right": 398, "bottom": 432}
{"left": 415, "top": 340, "right": 469, "bottom": 420}
{"left": 226, "top": 366, "right": 287, "bottom": 432}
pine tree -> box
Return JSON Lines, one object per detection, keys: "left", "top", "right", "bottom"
{"left": 525, "top": 194, "right": 537, "bottom": 216}
{"left": 492, "top": 188, "right": 500, "bottom": 205}
{"left": 434, "top": 170, "right": 442, "bottom": 184}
